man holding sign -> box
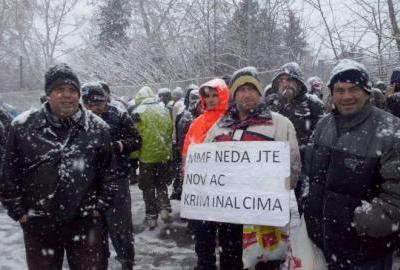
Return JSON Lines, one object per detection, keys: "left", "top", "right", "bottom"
{"left": 182, "top": 67, "right": 301, "bottom": 270}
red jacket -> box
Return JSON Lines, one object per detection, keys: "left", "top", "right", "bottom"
{"left": 182, "top": 78, "right": 230, "bottom": 156}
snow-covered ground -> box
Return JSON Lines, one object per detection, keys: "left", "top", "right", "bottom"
{"left": 0, "top": 185, "right": 399, "bottom": 270}
{"left": 0, "top": 185, "right": 197, "bottom": 270}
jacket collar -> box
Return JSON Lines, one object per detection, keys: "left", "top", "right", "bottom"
{"left": 333, "top": 103, "right": 373, "bottom": 131}
{"left": 218, "top": 102, "right": 272, "bottom": 128}
{"left": 38, "top": 102, "right": 86, "bottom": 130}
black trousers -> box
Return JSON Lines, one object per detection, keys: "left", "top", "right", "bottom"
{"left": 21, "top": 216, "right": 108, "bottom": 270}
{"left": 138, "top": 162, "right": 171, "bottom": 218}
{"left": 105, "top": 177, "right": 135, "bottom": 264}
{"left": 193, "top": 220, "right": 243, "bottom": 270}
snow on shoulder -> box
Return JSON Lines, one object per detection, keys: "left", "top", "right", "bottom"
{"left": 11, "top": 109, "right": 37, "bottom": 125}
{"left": 85, "top": 108, "right": 109, "bottom": 129}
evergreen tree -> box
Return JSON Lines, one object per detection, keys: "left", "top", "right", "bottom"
{"left": 97, "top": 0, "right": 132, "bottom": 47}
{"left": 284, "top": 9, "right": 307, "bottom": 62}
{"left": 221, "top": 0, "right": 294, "bottom": 72}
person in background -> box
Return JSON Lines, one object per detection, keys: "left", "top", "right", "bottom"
{"left": 385, "top": 67, "right": 400, "bottom": 118}
{"left": 307, "top": 76, "right": 332, "bottom": 112}
{"left": 157, "top": 88, "right": 172, "bottom": 109}
{"left": 126, "top": 97, "right": 139, "bottom": 185}
{"left": 0, "top": 63, "right": 116, "bottom": 270}
{"left": 374, "top": 80, "right": 387, "bottom": 94}
{"left": 132, "top": 86, "right": 173, "bottom": 229}
{"left": 82, "top": 82, "right": 141, "bottom": 270}
{"left": 266, "top": 62, "right": 324, "bottom": 212}
{"left": 170, "top": 85, "right": 201, "bottom": 200}
{"left": 99, "top": 81, "right": 128, "bottom": 112}
{"left": 170, "top": 87, "right": 186, "bottom": 192}
{"left": 368, "top": 86, "right": 386, "bottom": 109}
{"left": 304, "top": 59, "right": 400, "bottom": 270}
{"left": 307, "top": 76, "right": 324, "bottom": 100}
{"left": 39, "top": 94, "right": 48, "bottom": 104}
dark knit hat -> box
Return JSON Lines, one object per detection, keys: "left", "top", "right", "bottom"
{"left": 98, "top": 81, "right": 110, "bottom": 94}
{"left": 327, "top": 59, "right": 372, "bottom": 93}
{"left": 229, "top": 66, "right": 262, "bottom": 97}
{"left": 221, "top": 74, "right": 232, "bottom": 86}
{"left": 45, "top": 63, "right": 80, "bottom": 96}
{"left": 390, "top": 68, "right": 400, "bottom": 84}
{"left": 81, "top": 82, "right": 107, "bottom": 104}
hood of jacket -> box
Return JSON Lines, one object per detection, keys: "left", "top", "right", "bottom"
{"left": 391, "top": 67, "right": 400, "bottom": 84}
{"left": 199, "top": 78, "right": 230, "bottom": 113}
{"left": 135, "top": 86, "right": 155, "bottom": 105}
{"left": 271, "top": 62, "right": 308, "bottom": 97}
{"left": 181, "top": 78, "right": 230, "bottom": 156}
{"left": 183, "top": 84, "right": 199, "bottom": 109}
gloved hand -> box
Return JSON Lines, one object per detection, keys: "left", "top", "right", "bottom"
{"left": 352, "top": 200, "right": 397, "bottom": 238}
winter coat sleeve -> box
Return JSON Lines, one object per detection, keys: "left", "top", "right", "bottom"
{"left": 303, "top": 120, "right": 326, "bottom": 249}
{"left": 353, "top": 126, "right": 400, "bottom": 238}
{"left": 182, "top": 120, "right": 196, "bottom": 157}
{"left": 309, "top": 98, "right": 325, "bottom": 132}
{"left": 386, "top": 94, "right": 400, "bottom": 118}
{"left": 0, "top": 121, "right": 5, "bottom": 160}
{"left": 176, "top": 113, "right": 193, "bottom": 153}
{"left": 95, "top": 129, "right": 118, "bottom": 214}
{"left": 0, "top": 124, "right": 27, "bottom": 221}
{"left": 114, "top": 112, "right": 142, "bottom": 154}
{"left": 287, "top": 120, "right": 301, "bottom": 189}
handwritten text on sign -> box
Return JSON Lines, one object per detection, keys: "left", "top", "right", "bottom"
{"left": 180, "top": 141, "right": 291, "bottom": 226}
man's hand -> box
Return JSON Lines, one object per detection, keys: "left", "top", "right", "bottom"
{"left": 19, "top": 214, "right": 28, "bottom": 224}
{"left": 353, "top": 200, "right": 395, "bottom": 238}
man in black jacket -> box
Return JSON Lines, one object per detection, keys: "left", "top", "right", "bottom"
{"left": 266, "top": 62, "right": 324, "bottom": 210}
{"left": 386, "top": 67, "right": 400, "bottom": 118}
{"left": 170, "top": 85, "right": 201, "bottom": 200}
{"left": 0, "top": 63, "right": 117, "bottom": 270}
{"left": 267, "top": 62, "right": 325, "bottom": 150}
{"left": 304, "top": 59, "right": 400, "bottom": 270}
{"left": 82, "top": 82, "right": 141, "bottom": 270}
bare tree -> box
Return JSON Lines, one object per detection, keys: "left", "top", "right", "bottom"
{"left": 304, "top": 0, "right": 349, "bottom": 60}
{"left": 72, "top": 0, "right": 310, "bottom": 90}
{"left": 0, "top": 0, "right": 38, "bottom": 91}
{"left": 32, "top": 0, "right": 82, "bottom": 67}
{"left": 387, "top": 0, "right": 400, "bottom": 59}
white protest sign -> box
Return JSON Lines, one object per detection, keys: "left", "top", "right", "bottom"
{"left": 180, "top": 141, "right": 291, "bottom": 227}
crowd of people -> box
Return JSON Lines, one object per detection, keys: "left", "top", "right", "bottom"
{"left": 0, "top": 60, "right": 399, "bottom": 270}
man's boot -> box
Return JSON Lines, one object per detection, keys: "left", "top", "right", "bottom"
{"left": 121, "top": 261, "right": 134, "bottom": 270}
{"left": 160, "top": 209, "right": 171, "bottom": 223}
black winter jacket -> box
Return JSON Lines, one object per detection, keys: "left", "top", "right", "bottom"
{"left": 176, "top": 109, "right": 201, "bottom": 154}
{"left": 386, "top": 92, "right": 400, "bottom": 118}
{"left": 0, "top": 104, "right": 117, "bottom": 222}
{"left": 100, "top": 104, "right": 141, "bottom": 177}
{"left": 304, "top": 104, "right": 400, "bottom": 268}
{"left": 0, "top": 108, "right": 12, "bottom": 136}
{"left": 279, "top": 94, "right": 324, "bottom": 149}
